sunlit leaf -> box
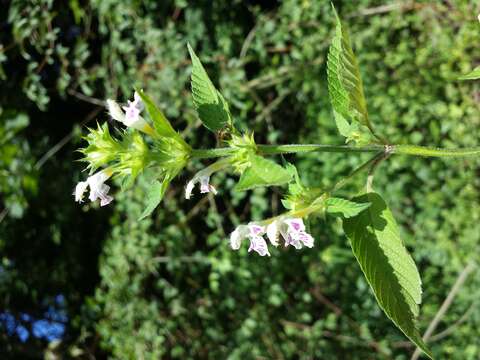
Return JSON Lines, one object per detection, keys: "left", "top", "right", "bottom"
{"left": 235, "top": 155, "right": 292, "bottom": 191}
{"left": 343, "top": 193, "right": 432, "bottom": 359}
{"left": 459, "top": 66, "right": 480, "bottom": 80}
{"left": 326, "top": 197, "right": 370, "bottom": 218}
{"left": 187, "top": 43, "right": 232, "bottom": 132}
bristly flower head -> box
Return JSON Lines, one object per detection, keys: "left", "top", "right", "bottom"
{"left": 228, "top": 132, "right": 258, "bottom": 174}
{"left": 79, "top": 123, "right": 121, "bottom": 172}
{"left": 107, "top": 92, "right": 156, "bottom": 136}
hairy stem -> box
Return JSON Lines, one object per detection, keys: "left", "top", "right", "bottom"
{"left": 392, "top": 145, "right": 480, "bottom": 157}
{"left": 191, "top": 144, "right": 480, "bottom": 159}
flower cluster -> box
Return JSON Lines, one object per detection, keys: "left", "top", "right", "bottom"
{"left": 230, "top": 217, "right": 314, "bottom": 256}
{"left": 75, "top": 91, "right": 194, "bottom": 209}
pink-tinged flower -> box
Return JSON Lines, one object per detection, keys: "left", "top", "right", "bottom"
{"left": 87, "top": 171, "right": 113, "bottom": 206}
{"left": 283, "top": 218, "right": 314, "bottom": 249}
{"left": 248, "top": 234, "right": 270, "bottom": 256}
{"left": 106, "top": 92, "right": 155, "bottom": 136}
{"left": 122, "top": 92, "right": 144, "bottom": 126}
{"left": 74, "top": 169, "right": 113, "bottom": 207}
{"left": 185, "top": 175, "right": 217, "bottom": 199}
{"left": 229, "top": 223, "right": 270, "bottom": 256}
{"left": 267, "top": 217, "right": 314, "bottom": 249}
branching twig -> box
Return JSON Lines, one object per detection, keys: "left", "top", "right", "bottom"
{"left": 67, "top": 89, "right": 106, "bottom": 106}
{"left": 35, "top": 106, "right": 102, "bottom": 169}
{"left": 348, "top": 2, "right": 418, "bottom": 18}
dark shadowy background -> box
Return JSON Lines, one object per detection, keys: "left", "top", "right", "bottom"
{"left": 1, "top": 1, "right": 480, "bottom": 358}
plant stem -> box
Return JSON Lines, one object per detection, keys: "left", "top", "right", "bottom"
{"left": 392, "top": 145, "right": 480, "bottom": 157}
{"left": 190, "top": 148, "right": 236, "bottom": 159}
{"left": 191, "top": 144, "right": 480, "bottom": 159}
{"left": 258, "top": 144, "right": 382, "bottom": 155}
{"left": 330, "top": 152, "right": 385, "bottom": 193}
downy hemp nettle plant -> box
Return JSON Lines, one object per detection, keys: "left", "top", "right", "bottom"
{"left": 74, "top": 7, "right": 480, "bottom": 359}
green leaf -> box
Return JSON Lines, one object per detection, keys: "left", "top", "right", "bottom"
{"left": 459, "top": 65, "right": 480, "bottom": 80}
{"left": 285, "top": 162, "right": 304, "bottom": 188}
{"left": 327, "top": 6, "right": 375, "bottom": 145}
{"left": 326, "top": 197, "right": 371, "bottom": 218}
{"left": 138, "top": 180, "right": 169, "bottom": 220}
{"left": 136, "top": 89, "right": 178, "bottom": 138}
{"left": 343, "top": 193, "right": 432, "bottom": 359}
{"left": 235, "top": 155, "right": 292, "bottom": 191}
{"left": 187, "top": 43, "right": 232, "bottom": 132}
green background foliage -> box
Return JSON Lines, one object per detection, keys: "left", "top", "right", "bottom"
{"left": 1, "top": 0, "right": 480, "bottom": 359}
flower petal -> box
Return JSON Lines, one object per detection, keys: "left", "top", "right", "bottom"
{"left": 284, "top": 218, "right": 305, "bottom": 232}
{"left": 185, "top": 180, "right": 195, "bottom": 199}
{"left": 199, "top": 176, "right": 217, "bottom": 195}
{"left": 86, "top": 171, "right": 113, "bottom": 205}
{"left": 230, "top": 225, "right": 248, "bottom": 250}
{"left": 74, "top": 181, "right": 89, "bottom": 203}
{"left": 297, "top": 231, "right": 314, "bottom": 248}
{"left": 248, "top": 236, "right": 270, "bottom": 256}
{"left": 248, "top": 223, "right": 265, "bottom": 236}
{"left": 106, "top": 99, "right": 125, "bottom": 122}
{"left": 100, "top": 194, "right": 114, "bottom": 207}
{"left": 266, "top": 220, "right": 280, "bottom": 246}
{"left": 285, "top": 234, "right": 302, "bottom": 249}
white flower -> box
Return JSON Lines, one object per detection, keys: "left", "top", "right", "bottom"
{"left": 106, "top": 92, "right": 154, "bottom": 136}
{"left": 248, "top": 234, "right": 270, "bottom": 256}
{"left": 122, "top": 92, "right": 144, "bottom": 126}
{"left": 283, "top": 218, "right": 314, "bottom": 249}
{"left": 74, "top": 170, "right": 113, "bottom": 207}
{"left": 185, "top": 175, "right": 217, "bottom": 199}
{"left": 229, "top": 223, "right": 270, "bottom": 256}
{"left": 87, "top": 171, "right": 113, "bottom": 206}
{"left": 267, "top": 217, "right": 314, "bottom": 249}
{"left": 229, "top": 217, "right": 314, "bottom": 256}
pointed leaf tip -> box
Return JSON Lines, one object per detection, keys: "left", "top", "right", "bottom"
{"left": 188, "top": 44, "right": 232, "bottom": 132}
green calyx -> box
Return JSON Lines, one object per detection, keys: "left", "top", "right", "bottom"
{"left": 79, "top": 122, "right": 122, "bottom": 173}
{"left": 227, "top": 132, "right": 258, "bottom": 173}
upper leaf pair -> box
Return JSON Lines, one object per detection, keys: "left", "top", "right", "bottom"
{"left": 187, "top": 44, "right": 233, "bottom": 132}
{"left": 187, "top": 44, "right": 292, "bottom": 191}
{"left": 327, "top": 6, "right": 384, "bottom": 145}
